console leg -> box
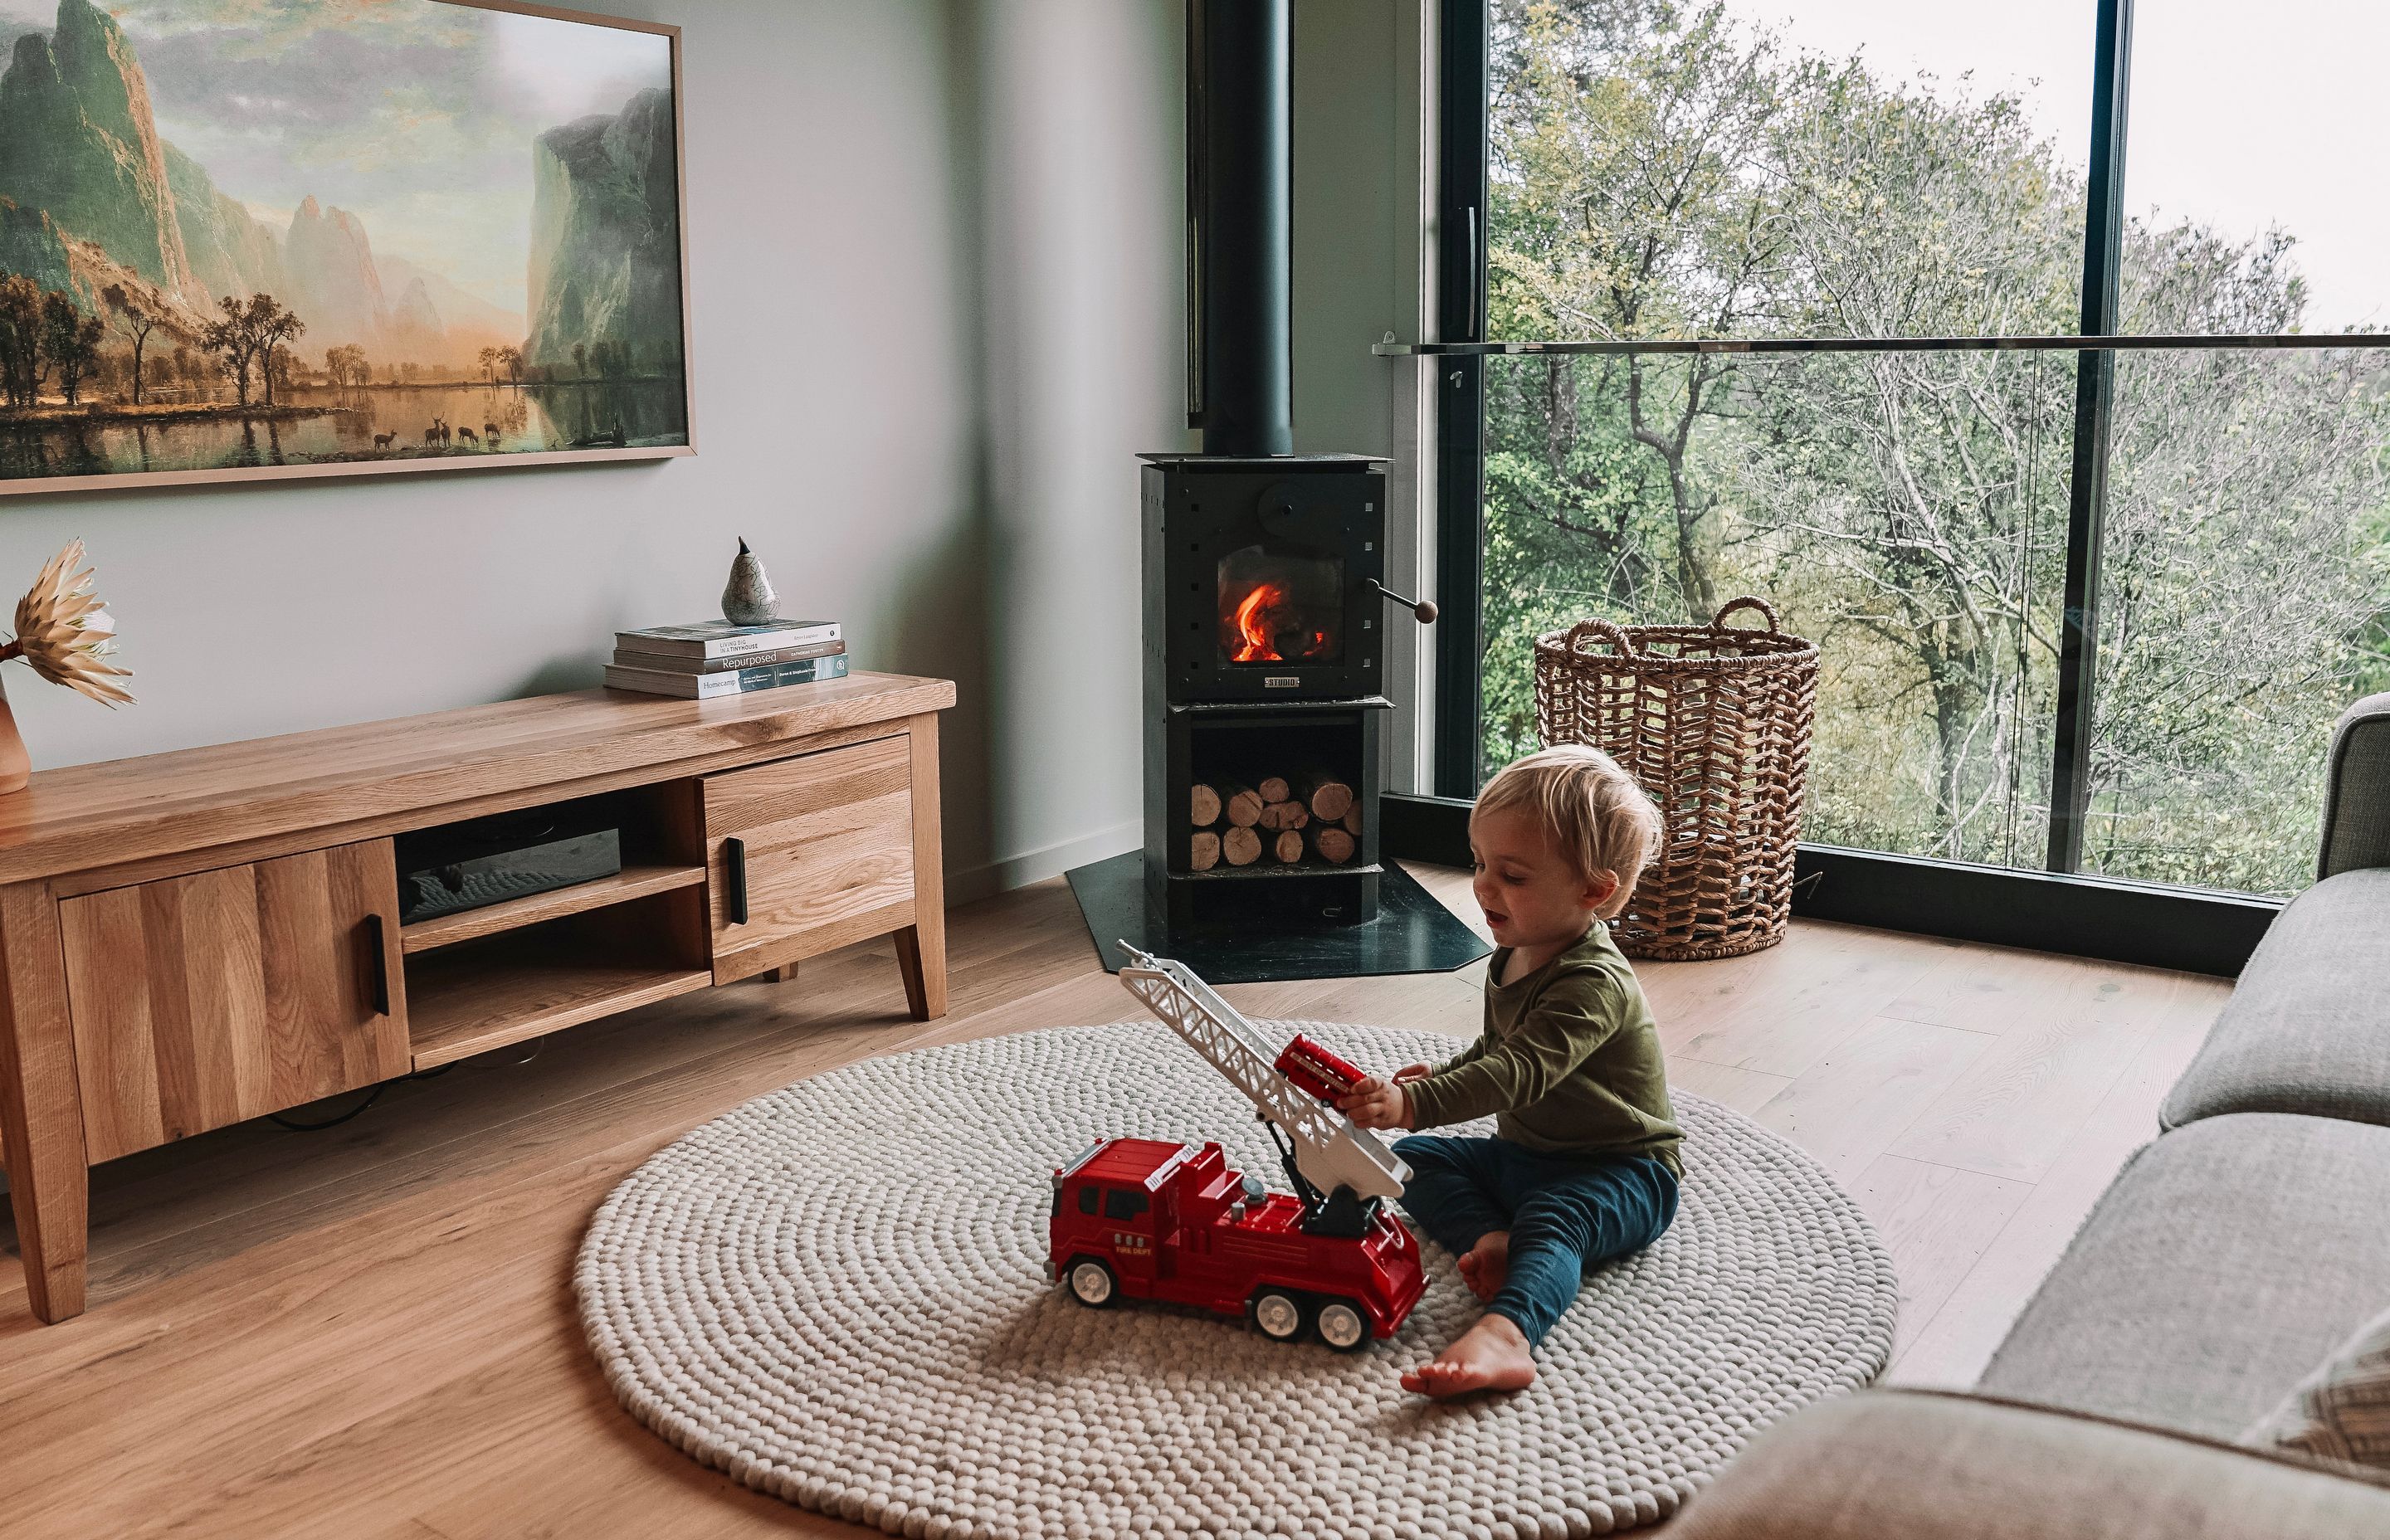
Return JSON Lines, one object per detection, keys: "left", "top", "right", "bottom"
{"left": 900, "top": 711, "right": 947, "bottom": 1022}
{"left": 0, "top": 883, "right": 88, "bottom": 1323}
{"left": 895, "top": 925, "right": 945, "bottom": 1021}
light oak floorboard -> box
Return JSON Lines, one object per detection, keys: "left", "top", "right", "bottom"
{"left": 1663, "top": 1057, "right": 1792, "bottom": 1115}
{"left": 1651, "top": 924, "right": 1955, "bottom": 1079}
{"left": 1753, "top": 1016, "right": 1997, "bottom": 1182}
{"left": 1882, "top": 1011, "right": 2154, "bottom": 1182}
{"left": 1849, "top": 1153, "right": 2033, "bottom": 1357}
{"left": 0, "top": 866, "right": 2228, "bottom": 1538}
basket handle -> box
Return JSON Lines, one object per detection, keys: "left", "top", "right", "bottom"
{"left": 1711, "top": 596, "right": 1782, "bottom": 634}
{"left": 1563, "top": 619, "right": 1641, "bottom": 656}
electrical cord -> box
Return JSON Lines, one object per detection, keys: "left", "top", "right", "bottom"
{"left": 268, "top": 1064, "right": 455, "bottom": 1133}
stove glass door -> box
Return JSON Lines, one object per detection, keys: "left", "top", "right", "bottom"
{"left": 1217, "top": 544, "right": 1344, "bottom": 667}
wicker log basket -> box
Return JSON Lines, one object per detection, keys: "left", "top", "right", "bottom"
{"left": 1534, "top": 597, "right": 1820, "bottom": 961}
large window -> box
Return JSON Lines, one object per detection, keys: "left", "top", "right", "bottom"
{"left": 1436, "top": 0, "right": 2390, "bottom": 908}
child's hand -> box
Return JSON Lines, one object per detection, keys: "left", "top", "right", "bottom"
{"left": 1391, "top": 1063, "right": 1433, "bottom": 1086}
{"left": 1339, "top": 1074, "right": 1413, "bottom": 1131}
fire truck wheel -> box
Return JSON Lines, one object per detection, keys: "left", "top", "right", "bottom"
{"left": 1314, "top": 1298, "right": 1371, "bottom": 1352}
{"left": 1065, "top": 1257, "right": 1118, "bottom": 1308}
{"left": 1247, "top": 1288, "right": 1311, "bottom": 1343}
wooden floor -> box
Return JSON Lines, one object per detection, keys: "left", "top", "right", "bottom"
{"left": 0, "top": 867, "right": 2231, "bottom": 1538}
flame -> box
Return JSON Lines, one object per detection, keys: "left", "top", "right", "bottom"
{"left": 1232, "top": 582, "right": 1286, "bottom": 662}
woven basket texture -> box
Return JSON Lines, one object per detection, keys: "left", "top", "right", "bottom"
{"left": 1534, "top": 597, "right": 1819, "bottom": 961}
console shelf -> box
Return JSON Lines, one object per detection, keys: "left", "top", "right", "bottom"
{"left": 399, "top": 863, "right": 707, "bottom": 953}
{"left": 406, "top": 935, "right": 715, "bottom": 1069}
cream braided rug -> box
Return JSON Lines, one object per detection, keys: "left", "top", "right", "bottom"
{"left": 577, "top": 1022, "right": 1895, "bottom": 1539}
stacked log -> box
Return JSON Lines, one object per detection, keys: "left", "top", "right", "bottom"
{"left": 1188, "top": 772, "right": 1363, "bottom": 869}
{"left": 1257, "top": 799, "right": 1309, "bottom": 832}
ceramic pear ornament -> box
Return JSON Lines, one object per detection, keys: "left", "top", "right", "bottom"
{"left": 721, "top": 538, "right": 779, "bottom": 626}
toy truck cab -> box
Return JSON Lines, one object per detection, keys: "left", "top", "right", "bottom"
{"left": 1050, "top": 1137, "right": 1183, "bottom": 1299}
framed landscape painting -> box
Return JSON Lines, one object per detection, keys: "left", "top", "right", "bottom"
{"left": 0, "top": 0, "right": 690, "bottom": 495}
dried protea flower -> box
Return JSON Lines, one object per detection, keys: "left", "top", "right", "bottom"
{"left": 2, "top": 541, "right": 134, "bottom": 706}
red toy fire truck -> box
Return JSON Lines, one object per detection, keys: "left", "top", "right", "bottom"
{"left": 1047, "top": 946, "right": 1426, "bottom": 1350}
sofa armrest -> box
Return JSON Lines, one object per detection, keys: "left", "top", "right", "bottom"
{"left": 1667, "top": 1389, "right": 2390, "bottom": 1540}
{"left": 2319, "top": 691, "right": 2390, "bottom": 880}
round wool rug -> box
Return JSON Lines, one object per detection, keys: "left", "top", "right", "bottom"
{"left": 577, "top": 1021, "right": 1895, "bottom": 1540}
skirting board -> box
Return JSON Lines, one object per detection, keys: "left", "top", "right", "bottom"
{"left": 945, "top": 821, "right": 1139, "bottom": 907}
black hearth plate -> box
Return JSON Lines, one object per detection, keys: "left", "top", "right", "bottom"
{"left": 1065, "top": 851, "right": 1493, "bottom": 983}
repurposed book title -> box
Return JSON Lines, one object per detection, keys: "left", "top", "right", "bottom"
{"left": 607, "top": 620, "right": 848, "bottom": 698}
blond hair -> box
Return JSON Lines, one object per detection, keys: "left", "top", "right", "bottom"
{"left": 1473, "top": 744, "right": 1663, "bottom": 919}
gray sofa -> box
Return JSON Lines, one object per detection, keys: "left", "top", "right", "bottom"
{"left": 1672, "top": 695, "right": 2390, "bottom": 1538}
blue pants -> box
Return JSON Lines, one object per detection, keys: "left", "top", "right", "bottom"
{"left": 1393, "top": 1134, "right": 1678, "bottom": 1348}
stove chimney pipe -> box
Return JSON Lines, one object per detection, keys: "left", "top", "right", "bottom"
{"left": 1185, "top": 0, "right": 1293, "bottom": 458}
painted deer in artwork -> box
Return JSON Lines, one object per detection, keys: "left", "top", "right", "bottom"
{"left": 482, "top": 422, "right": 500, "bottom": 446}
{"left": 457, "top": 426, "right": 480, "bottom": 446}
{"left": 422, "top": 420, "right": 444, "bottom": 447}
{"left": 373, "top": 431, "right": 397, "bottom": 450}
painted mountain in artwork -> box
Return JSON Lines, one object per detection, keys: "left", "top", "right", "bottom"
{"left": 527, "top": 87, "right": 685, "bottom": 375}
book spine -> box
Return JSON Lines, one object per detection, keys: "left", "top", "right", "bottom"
{"left": 612, "top": 641, "right": 846, "bottom": 674}
{"left": 700, "top": 627, "right": 838, "bottom": 658}
{"left": 690, "top": 655, "right": 850, "bottom": 695}
{"left": 603, "top": 654, "right": 851, "bottom": 698}
{"left": 612, "top": 625, "right": 842, "bottom": 659}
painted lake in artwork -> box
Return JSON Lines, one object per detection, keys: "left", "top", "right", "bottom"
{"left": 0, "top": 381, "right": 687, "bottom": 482}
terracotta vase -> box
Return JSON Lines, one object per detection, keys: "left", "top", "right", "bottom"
{"left": 0, "top": 674, "right": 32, "bottom": 794}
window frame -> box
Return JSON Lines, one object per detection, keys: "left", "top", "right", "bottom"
{"left": 1411, "top": 0, "right": 2337, "bottom": 975}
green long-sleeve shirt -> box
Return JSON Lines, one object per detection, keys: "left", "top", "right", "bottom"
{"left": 1404, "top": 921, "right": 1682, "bottom": 1174}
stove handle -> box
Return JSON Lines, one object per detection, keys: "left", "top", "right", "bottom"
{"left": 1366, "top": 578, "right": 1439, "bottom": 626}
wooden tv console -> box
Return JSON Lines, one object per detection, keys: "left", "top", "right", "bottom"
{"left": 0, "top": 670, "right": 954, "bottom": 1324}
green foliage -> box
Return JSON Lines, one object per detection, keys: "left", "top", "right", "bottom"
{"left": 1479, "top": 0, "right": 2390, "bottom": 895}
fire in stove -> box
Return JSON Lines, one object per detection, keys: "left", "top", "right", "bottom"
{"left": 1217, "top": 548, "right": 1342, "bottom": 667}
{"left": 1227, "top": 582, "right": 1334, "bottom": 664}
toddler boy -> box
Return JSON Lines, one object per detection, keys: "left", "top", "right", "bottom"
{"left": 1340, "top": 744, "right": 1680, "bottom": 1396}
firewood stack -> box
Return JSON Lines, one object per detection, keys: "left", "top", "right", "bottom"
{"left": 1188, "top": 772, "right": 1359, "bottom": 870}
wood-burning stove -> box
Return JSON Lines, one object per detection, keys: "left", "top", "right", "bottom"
{"left": 1141, "top": 452, "right": 1398, "bottom": 928}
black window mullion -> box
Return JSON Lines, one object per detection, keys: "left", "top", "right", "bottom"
{"left": 1431, "top": 0, "right": 1490, "bottom": 797}
{"left": 2045, "top": 0, "right": 2134, "bottom": 873}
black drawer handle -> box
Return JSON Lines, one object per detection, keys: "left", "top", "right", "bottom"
{"left": 364, "top": 912, "right": 392, "bottom": 1016}
{"left": 724, "top": 836, "right": 749, "bottom": 924}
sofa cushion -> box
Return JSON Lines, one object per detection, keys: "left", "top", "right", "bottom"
{"left": 1978, "top": 1113, "right": 2390, "bottom": 1439}
{"left": 1667, "top": 1388, "right": 2390, "bottom": 1540}
{"left": 2162, "top": 869, "right": 2390, "bottom": 1132}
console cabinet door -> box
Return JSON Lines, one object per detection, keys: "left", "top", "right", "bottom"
{"left": 703, "top": 733, "right": 916, "bottom": 982}
{"left": 61, "top": 840, "right": 410, "bottom": 1162}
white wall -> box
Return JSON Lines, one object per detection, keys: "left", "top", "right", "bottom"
{"left": 1292, "top": 0, "right": 1433, "bottom": 792}
{"left": 956, "top": 0, "right": 1192, "bottom": 893}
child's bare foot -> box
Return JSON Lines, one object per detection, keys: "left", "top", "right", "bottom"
{"left": 1399, "top": 1313, "right": 1537, "bottom": 1398}
{"left": 1456, "top": 1231, "right": 1510, "bottom": 1302}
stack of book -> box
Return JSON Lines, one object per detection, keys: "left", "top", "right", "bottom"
{"left": 604, "top": 619, "right": 849, "bottom": 699}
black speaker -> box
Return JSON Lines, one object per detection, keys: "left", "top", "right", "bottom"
{"left": 395, "top": 796, "right": 624, "bottom": 924}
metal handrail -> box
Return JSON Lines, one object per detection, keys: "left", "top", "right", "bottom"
{"left": 1374, "top": 332, "right": 2390, "bottom": 357}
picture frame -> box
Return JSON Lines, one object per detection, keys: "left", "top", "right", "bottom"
{"left": 0, "top": 0, "right": 694, "bottom": 497}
